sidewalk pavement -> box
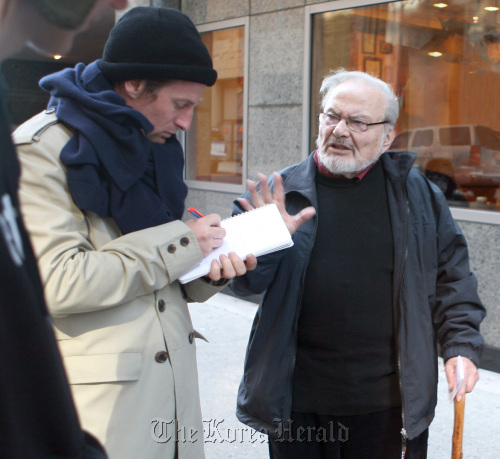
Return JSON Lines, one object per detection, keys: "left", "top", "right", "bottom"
{"left": 189, "top": 293, "right": 500, "bottom": 459}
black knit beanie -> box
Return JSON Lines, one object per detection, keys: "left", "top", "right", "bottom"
{"left": 98, "top": 7, "right": 217, "bottom": 87}
{"left": 29, "top": 0, "right": 97, "bottom": 29}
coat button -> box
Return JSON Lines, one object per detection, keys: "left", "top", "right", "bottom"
{"left": 180, "top": 237, "right": 189, "bottom": 247}
{"left": 155, "top": 351, "right": 169, "bottom": 363}
{"left": 158, "top": 299, "right": 166, "bottom": 312}
{"left": 167, "top": 244, "right": 176, "bottom": 253}
{"left": 188, "top": 332, "right": 195, "bottom": 344}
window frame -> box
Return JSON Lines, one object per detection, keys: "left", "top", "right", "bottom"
{"left": 182, "top": 17, "right": 249, "bottom": 194}
{"left": 304, "top": 0, "right": 500, "bottom": 225}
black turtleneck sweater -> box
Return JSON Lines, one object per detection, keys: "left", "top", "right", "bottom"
{"left": 292, "top": 161, "right": 401, "bottom": 415}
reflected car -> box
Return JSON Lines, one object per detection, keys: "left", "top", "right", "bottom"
{"left": 390, "top": 124, "right": 500, "bottom": 202}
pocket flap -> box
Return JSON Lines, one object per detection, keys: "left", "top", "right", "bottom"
{"left": 64, "top": 353, "right": 142, "bottom": 385}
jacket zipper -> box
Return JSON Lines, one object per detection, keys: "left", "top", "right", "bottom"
{"left": 285, "top": 199, "right": 318, "bottom": 428}
{"left": 398, "top": 173, "right": 411, "bottom": 459}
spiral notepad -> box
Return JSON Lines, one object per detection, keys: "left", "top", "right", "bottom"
{"left": 179, "top": 203, "right": 293, "bottom": 284}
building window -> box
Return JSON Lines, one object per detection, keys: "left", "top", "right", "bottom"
{"left": 185, "top": 21, "right": 247, "bottom": 191}
{"left": 310, "top": 0, "right": 500, "bottom": 213}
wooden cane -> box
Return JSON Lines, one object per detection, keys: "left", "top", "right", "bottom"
{"left": 451, "top": 395, "right": 465, "bottom": 459}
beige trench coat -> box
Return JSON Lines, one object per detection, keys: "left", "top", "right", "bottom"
{"left": 14, "top": 111, "right": 227, "bottom": 459}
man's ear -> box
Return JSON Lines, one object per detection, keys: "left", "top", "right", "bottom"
{"left": 122, "top": 80, "right": 147, "bottom": 100}
{"left": 383, "top": 128, "right": 396, "bottom": 150}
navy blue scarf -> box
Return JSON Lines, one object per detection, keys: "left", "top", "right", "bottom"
{"left": 40, "top": 61, "right": 187, "bottom": 235}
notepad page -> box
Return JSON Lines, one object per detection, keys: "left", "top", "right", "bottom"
{"left": 178, "top": 204, "right": 293, "bottom": 284}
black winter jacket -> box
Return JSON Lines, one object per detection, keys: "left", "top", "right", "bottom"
{"left": 230, "top": 150, "right": 486, "bottom": 441}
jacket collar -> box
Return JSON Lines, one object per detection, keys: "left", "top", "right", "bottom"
{"left": 281, "top": 152, "right": 319, "bottom": 207}
{"left": 380, "top": 150, "right": 417, "bottom": 183}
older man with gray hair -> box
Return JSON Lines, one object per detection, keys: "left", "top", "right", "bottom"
{"left": 231, "top": 68, "right": 486, "bottom": 459}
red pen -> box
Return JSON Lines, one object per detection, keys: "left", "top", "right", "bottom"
{"left": 188, "top": 207, "right": 204, "bottom": 218}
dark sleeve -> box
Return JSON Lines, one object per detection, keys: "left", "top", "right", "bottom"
{"left": 80, "top": 431, "right": 107, "bottom": 458}
{"left": 432, "top": 193, "right": 486, "bottom": 367}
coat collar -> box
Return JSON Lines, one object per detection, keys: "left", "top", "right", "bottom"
{"left": 380, "top": 150, "right": 417, "bottom": 183}
{"left": 280, "top": 152, "right": 319, "bottom": 208}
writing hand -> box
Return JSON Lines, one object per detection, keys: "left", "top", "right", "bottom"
{"left": 237, "top": 172, "right": 316, "bottom": 235}
{"left": 184, "top": 214, "right": 226, "bottom": 258}
{"left": 445, "top": 356, "right": 480, "bottom": 402}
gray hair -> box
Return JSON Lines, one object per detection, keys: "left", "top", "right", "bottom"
{"left": 319, "top": 69, "right": 399, "bottom": 129}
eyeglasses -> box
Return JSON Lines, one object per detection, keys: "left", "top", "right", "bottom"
{"left": 317, "top": 113, "right": 389, "bottom": 133}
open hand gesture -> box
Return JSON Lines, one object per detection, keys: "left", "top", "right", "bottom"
{"left": 237, "top": 172, "right": 316, "bottom": 235}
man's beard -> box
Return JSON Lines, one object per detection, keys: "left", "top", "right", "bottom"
{"left": 316, "top": 136, "right": 385, "bottom": 175}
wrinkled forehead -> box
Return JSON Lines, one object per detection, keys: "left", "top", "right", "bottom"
{"left": 325, "top": 80, "right": 386, "bottom": 119}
